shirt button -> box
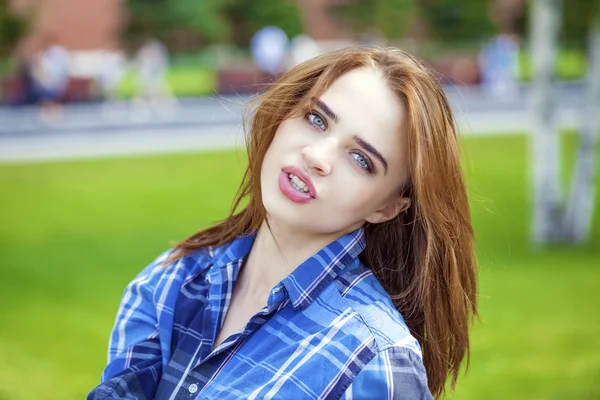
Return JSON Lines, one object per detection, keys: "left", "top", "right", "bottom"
{"left": 188, "top": 383, "right": 198, "bottom": 394}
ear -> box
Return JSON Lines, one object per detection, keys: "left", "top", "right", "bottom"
{"left": 364, "top": 196, "right": 411, "bottom": 224}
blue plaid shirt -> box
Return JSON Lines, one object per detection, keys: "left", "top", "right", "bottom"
{"left": 88, "top": 228, "right": 432, "bottom": 399}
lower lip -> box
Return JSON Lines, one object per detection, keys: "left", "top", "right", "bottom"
{"left": 278, "top": 171, "right": 313, "bottom": 203}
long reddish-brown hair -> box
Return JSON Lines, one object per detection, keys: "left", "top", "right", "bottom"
{"left": 169, "top": 47, "right": 477, "bottom": 398}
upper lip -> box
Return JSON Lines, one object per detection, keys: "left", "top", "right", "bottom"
{"left": 282, "top": 165, "right": 317, "bottom": 198}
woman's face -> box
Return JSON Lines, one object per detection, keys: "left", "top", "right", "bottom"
{"left": 260, "top": 67, "right": 410, "bottom": 237}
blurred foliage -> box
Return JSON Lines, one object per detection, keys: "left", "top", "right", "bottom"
{"left": 418, "top": 0, "right": 494, "bottom": 43}
{"left": 332, "top": 0, "right": 416, "bottom": 39}
{"left": 334, "top": 0, "right": 599, "bottom": 48}
{"left": 0, "top": 0, "right": 28, "bottom": 55}
{"left": 331, "top": 0, "right": 495, "bottom": 43}
{"left": 124, "top": 0, "right": 303, "bottom": 51}
{"left": 558, "top": 0, "right": 600, "bottom": 47}
{"left": 1, "top": 0, "right": 598, "bottom": 58}
{"left": 124, "top": 0, "right": 234, "bottom": 49}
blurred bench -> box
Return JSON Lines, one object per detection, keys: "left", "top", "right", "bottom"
{"left": 1, "top": 76, "right": 97, "bottom": 105}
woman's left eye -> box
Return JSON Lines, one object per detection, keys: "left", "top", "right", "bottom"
{"left": 352, "top": 152, "right": 373, "bottom": 172}
{"left": 306, "top": 112, "right": 327, "bottom": 131}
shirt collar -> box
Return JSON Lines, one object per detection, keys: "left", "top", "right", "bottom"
{"left": 209, "top": 227, "right": 366, "bottom": 311}
{"left": 281, "top": 228, "right": 366, "bottom": 311}
{"left": 210, "top": 232, "right": 256, "bottom": 268}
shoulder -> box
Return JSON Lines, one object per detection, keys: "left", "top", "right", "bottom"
{"left": 334, "top": 261, "right": 423, "bottom": 359}
{"left": 342, "top": 345, "right": 432, "bottom": 400}
{"left": 334, "top": 262, "right": 431, "bottom": 399}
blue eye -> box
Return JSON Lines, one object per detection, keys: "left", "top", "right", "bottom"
{"left": 306, "top": 112, "right": 326, "bottom": 131}
{"left": 352, "top": 152, "right": 371, "bottom": 171}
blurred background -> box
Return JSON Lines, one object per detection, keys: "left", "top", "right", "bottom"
{"left": 0, "top": 0, "right": 599, "bottom": 399}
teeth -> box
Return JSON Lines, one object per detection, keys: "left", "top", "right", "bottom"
{"left": 288, "top": 173, "right": 309, "bottom": 193}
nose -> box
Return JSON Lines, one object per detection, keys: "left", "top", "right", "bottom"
{"left": 302, "top": 138, "right": 337, "bottom": 175}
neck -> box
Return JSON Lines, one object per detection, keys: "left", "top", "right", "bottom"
{"left": 239, "top": 218, "right": 357, "bottom": 298}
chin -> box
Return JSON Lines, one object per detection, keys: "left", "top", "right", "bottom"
{"left": 263, "top": 189, "right": 300, "bottom": 221}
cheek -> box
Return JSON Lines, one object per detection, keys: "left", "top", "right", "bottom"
{"left": 262, "top": 124, "right": 293, "bottom": 168}
{"left": 276, "top": 118, "right": 302, "bottom": 138}
{"left": 330, "top": 182, "right": 380, "bottom": 216}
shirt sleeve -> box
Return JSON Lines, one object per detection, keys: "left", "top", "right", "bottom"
{"left": 340, "top": 346, "right": 433, "bottom": 400}
{"left": 87, "top": 251, "right": 174, "bottom": 400}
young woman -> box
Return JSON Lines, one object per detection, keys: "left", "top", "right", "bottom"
{"left": 88, "top": 47, "right": 477, "bottom": 400}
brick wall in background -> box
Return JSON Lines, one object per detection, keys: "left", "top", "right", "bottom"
{"left": 10, "top": 0, "right": 124, "bottom": 54}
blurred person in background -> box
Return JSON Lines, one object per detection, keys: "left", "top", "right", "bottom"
{"left": 9, "top": 56, "right": 38, "bottom": 106}
{"left": 31, "top": 35, "right": 70, "bottom": 122}
{"left": 87, "top": 47, "right": 477, "bottom": 400}
{"left": 479, "top": 33, "right": 520, "bottom": 100}
{"left": 97, "top": 50, "right": 126, "bottom": 118}
{"left": 131, "top": 38, "right": 177, "bottom": 118}
{"left": 251, "top": 25, "right": 289, "bottom": 79}
{"left": 287, "top": 34, "right": 321, "bottom": 69}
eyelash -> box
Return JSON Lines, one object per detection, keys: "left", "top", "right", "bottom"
{"left": 303, "top": 110, "right": 376, "bottom": 174}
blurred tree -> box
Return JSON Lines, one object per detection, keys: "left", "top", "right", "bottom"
{"left": 124, "top": 0, "right": 303, "bottom": 51}
{"left": 333, "top": 0, "right": 416, "bottom": 39}
{"left": 225, "top": 0, "right": 303, "bottom": 47}
{"left": 124, "top": 0, "right": 236, "bottom": 50}
{"left": 530, "top": 0, "right": 599, "bottom": 244}
{"left": 530, "top": 0, "right": 563, "bottom": 244}
{"left": 0, "top": 0, "right": 28, "bottom": 56}
{"left": 418, "top": 0, "right": 494, "bottom": 43}
{"left": 520, "top": 0, "right": 599, "bottom": 47}
{"left": 560, "top": 0, "right": 599, "bottom": 47}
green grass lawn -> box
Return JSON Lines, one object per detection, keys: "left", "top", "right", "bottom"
{"left": 117, "top": 65, "right": 217, "bottom": 98}
{"left": 518, "top": 48, "right": 588, "bottom": 82}
{"left": 0, "top": 133, "right": 599, "bottom": 400}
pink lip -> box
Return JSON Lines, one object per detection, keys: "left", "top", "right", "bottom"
{"left": 278, "top": 166, "right": 317, "bottom": 203}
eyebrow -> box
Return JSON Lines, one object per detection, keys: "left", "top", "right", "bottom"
{"left": 315, "top": 100, "right": 339, "bottom": 123}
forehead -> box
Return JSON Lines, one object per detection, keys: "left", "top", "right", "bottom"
{"left": 319, "top": 67, "right": 406, "bottom": 169}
